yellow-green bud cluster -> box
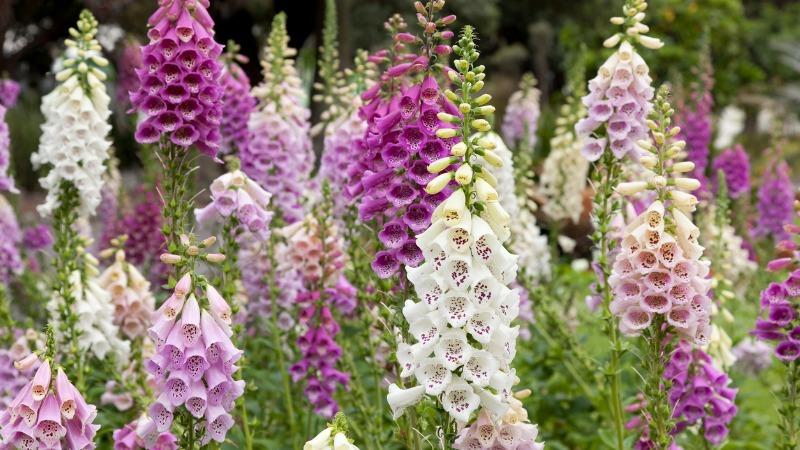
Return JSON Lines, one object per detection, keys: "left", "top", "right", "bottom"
{"left": 56, "top": 9, "right": 108, "bottom": 93}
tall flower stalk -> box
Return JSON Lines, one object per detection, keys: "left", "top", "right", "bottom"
{"left": 31, "top": 10, "right": 112, "bottom": 383}
{"left": 387, "top": 26, "right": 544, "bottom": 449}
{"left": 576, "top": 1, "right": 662, "bottom": 446}
{"left": 129, "top": 0, "right": 224, "bottom": 258}
{"left": 752, "top": 202, "right": 800, "bottom": 449}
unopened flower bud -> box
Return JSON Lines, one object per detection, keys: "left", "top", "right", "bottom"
{"left": 471, "top": 80, "right": 484, "bottom": 92}
{"left": 637, "top": 35, "right": 664, "bottom": 49}
{"left": 437, "top": 112, "right": 458, "bottom": 122}
{"left": 425, "top": 172, "right": 453, "bottom": 195}
{"left": 477, "top": 170, "right": 497, "bottom": 187}
{"left": 206, "top": 253, "right": 226, "bottom": 263}
{"left": 615, "top": 181, "right": 648, "bottom": 196}
{"left": 639, "top": 155, "right": 658, "bottom": 168}
{"left": 671, "top": 161, "right": 695, "bottom": 173}
{"left": 436, "top": 128, "right": 457, "bottom": 139}
{"left": 475, "top": 178, "right": 498, "bottom": 201}
{"left": 610, "top": 17, "right": 625, "bottom": 25}
{"left": 186, "top": 245, "right": 200, "bottom": 256}
{"left": 475, "top": 94, "right": 492, "bottom": 105}
{"left": 428, "top": 157, "right": 455, "bottom": 173}
{"left": 674, "top": 177, "right": 700, "bottom": 191}
{"left": 450, "top": 142, "right": 467, "bottom": 157}
{"left": 455, "top": 164, "right": 473, "bottom": 185}
{"left": 160, "top": 253, "right": 182, "bottom": 265}
{"left": 459, "top": 103, "right": 471, "bottom": 114}
{"left": 482, "top": 150, "right": 502, "bottom": 167}
{"left": 603, "top": 33, "right": 622, "bottom": 48}
{"left": 471, "top": 119, "right": 491, "bottom": 132}
{"left": 202, "top": 236, "right": 217, "bottom": 247}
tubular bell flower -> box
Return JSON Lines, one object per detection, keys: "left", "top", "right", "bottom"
{"left": 241, "top": 13, "right": 313, "bottom": 224}
{"left": 305, "top": 413, "right": 361, "bottom": 450}
{"left": 129, "top": 0, "right": 223, "bottom": 157}
{"left": 576, "top": 0, "right": 660, "bottom": 162}
{"left": 502, "top": 73, "right": 540, "bottom": 152}
{"left": 754, "top": 158, "right": 794, "bottom": 242}
{"left": 31, "top": 10, "right": 111, "bottom": 217}
{"left": 345, "top": 9, "right": 457, "bottom": 278}
{"left": 145, "top": 269, "right": 243, "bottom": 444}
{"left": 389, "top": 27, "right": 540, "bottom": 429}
{"left": 0, "top": 334, "right": 99, "bottom": 448}
{"left": 218, "top": 42, "right": 255, "bottom": 156}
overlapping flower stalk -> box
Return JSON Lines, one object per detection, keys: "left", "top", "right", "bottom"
{"left": 453, "top": 390, "right": 544, "bottom": 450}
{"left": 116, "top": 38, "right": 143, "bottom": 115}
{"left": 30, "top": 10, "right": 113, "bottom": 381}
{"left": 701, "top": 174, "right": 754, "bottom": 369}
{"left": 129, "top": 0, "right": 224, "bottom": 256}
{"left": 241, "top": 13, "right": 312, "bottom": 225}
{"left": 146, "top": 237, "right": 243, "bottom": 448}
{"left": 284, "top": 189, "right": 353, "bottom": 418}
{"left": 110, "top": 189, "right": 166, "bottom": 280}
{"left": 627, "top": 340, "right": 738, "bottom": 448}
{"left": 539, "top": 63, "right": 589, "bottom": 224}
{"left": 0, "top": 104, "right": 16, "bottom": 194}
{"left": 674, "top": 54, "right": 713, "bottom": 197}
{"left": 0, "top": 79, "right": 20, "bottom": 108}
{"left": 218, "top": 41, "right": 255, "bottom": 156}
{"left": 0, "top": 196, "right": 22, "bottom": 285}
{"left": 611, "top": 86, "right": 715, "bottom": 447}
{"left": 576, "top": 1, "right": 662, "bottom": 446}
{"left": 712, "top": 145, "right": 750, "bottom": 199}
{"left": 0, "top": 326, "right": 99, "bottom": 449}
{"left": 501, "top": 73, "right": 540, "bottom": 157}
{"left": 0, "top": 331, "right": 39, "bottom": 411}
{"left": 114, "top": 417, "right": 178, "bottom": 450}
{"left": 314, "top": 0, "right": 377, "bottom": 215}
{"left": 754, "top": 158, "right": 794, "bottom": 242}
{"left": 387, "top": 28, "right": 539, "bottom": 445}
{"left": 345, "top": 3, "right": 457, "bottom": 279}
{"left": 47, "top": 238, "right": 131, "bottom": 364}
{"left": 751, "top": 203, "right": 800, "bottom": 448}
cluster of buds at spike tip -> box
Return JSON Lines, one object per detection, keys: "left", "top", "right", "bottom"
{"left": 160, "top": 233, "right": 225, "bottom": 268}
{"left": 426, "top": 26, "right": 508, "bottom": 239}
{"left": 605, "top": 0, "right": 663, "bottom": 50}
{"left": 56, "top": 10, "right": 109, "bottom": 90}
{"left": 608, "top": 86, "right": 713, "bottom": 345}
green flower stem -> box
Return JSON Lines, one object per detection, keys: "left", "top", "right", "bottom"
{"left": 641, "top": 317, "right": 673, "bottom": 447}
{"left": 779, "top": 360, "right": 800, "bottom": 449}
{"left": 52, "top": 182, "right": 84, "bottom": 388}
{"left": 158, "top": 143, "right": 198, "bottom": 276}
{"left": 592, "top": 150, "right": 626, "bottom": 450}
{"left": 0, "top": 285, "right": 14, "bottom": 345}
